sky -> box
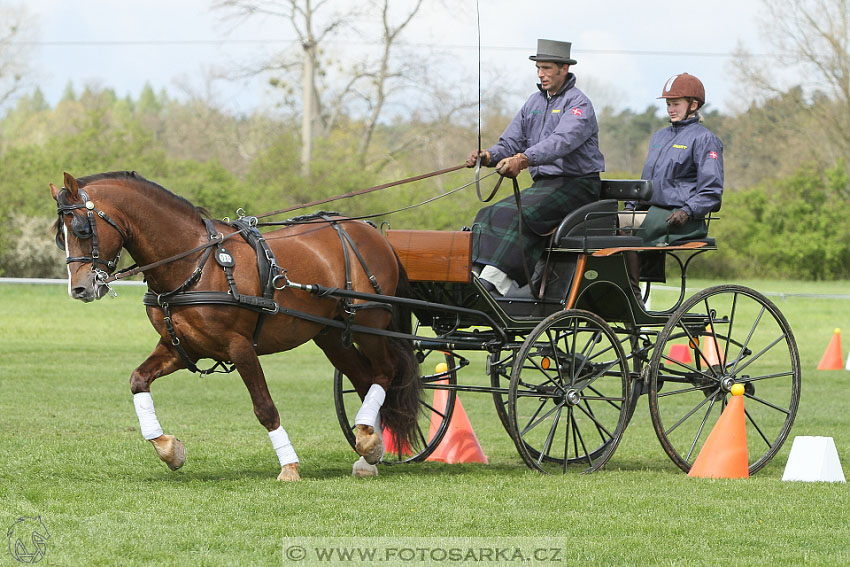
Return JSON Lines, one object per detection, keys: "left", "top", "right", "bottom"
{"left": 21, "top": 0, "right": 770, "bottom": 117}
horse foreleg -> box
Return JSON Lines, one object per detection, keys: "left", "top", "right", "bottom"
{"left": 229, "top": 339, "right": 300, "bottom": 481}
{"left": 130, "top": 340, "right": 187, "bottom": 471}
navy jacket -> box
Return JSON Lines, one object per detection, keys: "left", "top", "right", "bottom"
{"left": 487, "top": 74, "right": 605, "bottom": 178}
{"left": 640, "top": 115, "right": 724, "bottom": 218}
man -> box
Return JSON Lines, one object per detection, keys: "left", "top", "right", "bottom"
{"left": 466, "top": 39, "right": 605, "bottom": 296}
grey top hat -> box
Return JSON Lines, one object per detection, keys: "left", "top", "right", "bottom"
{"left": 529, "top": 39, "right": 577, "bottom": 65}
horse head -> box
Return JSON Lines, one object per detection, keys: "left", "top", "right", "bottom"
{"left": 51, "top": 172, "right": 127, "bottom": 302}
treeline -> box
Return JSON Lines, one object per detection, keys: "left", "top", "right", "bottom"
{"left": 1, "top": 82, "right": 848, "bottom": 279}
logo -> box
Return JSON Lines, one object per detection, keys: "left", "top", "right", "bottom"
{"left": 570, "top": 107, "right": 582, "bottom": 116}
{"left": 7, "top": 516, "right": 50, "bottom": 564}
{"left": 672, "top": 144, "right": 688, "bottom": 149}
{"left": 708, "top": 151, "right": 718, "bottom": 159}
{"left": 551, "top": 109, "right": 561, "bottom": 113}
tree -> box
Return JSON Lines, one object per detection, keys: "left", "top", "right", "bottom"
{"left": 213, "top": 0, "right": 426, "bottom": 175}
{"left": 734, "top": 0, "right": 850, "bottom": 171}
{"left": 0, "top": 3, "right": 34, "bottom": 111}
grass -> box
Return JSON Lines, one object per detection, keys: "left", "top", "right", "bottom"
{"left": 2, "top": 280, "right": 850, "bottom": 566}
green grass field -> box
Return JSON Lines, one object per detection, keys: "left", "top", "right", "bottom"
{"left": 2, "top": 280, "right": 850, "bottom": 566}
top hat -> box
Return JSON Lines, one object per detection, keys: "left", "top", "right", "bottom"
{"left": 529, "top": 39, "right": 577, "bottom": 65}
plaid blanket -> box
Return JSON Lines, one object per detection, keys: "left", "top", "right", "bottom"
{"left": 473, "top": 176, "right": 600, "bottom": 285}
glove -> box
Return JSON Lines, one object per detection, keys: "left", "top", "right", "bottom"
{"left": 466, "top": 150, "right": 491, "bottom": 167}
{"left": 666, "top": 209, "right": 690, "bottom": 227}
{"left": 495, "top": 153, "right": 529, "bottom": 178}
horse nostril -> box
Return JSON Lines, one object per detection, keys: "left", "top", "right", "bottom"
{"left": 71, "top": 286, "right": 88, "bottom": 298}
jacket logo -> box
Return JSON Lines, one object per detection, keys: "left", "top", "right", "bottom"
{"left": 708, "top": 151, "right": 718, "bottom": 159}
{"left": 552, "top": 109, "right": 561, "bottom": 113}
{"left": 570, "top": 107, "right": 582, "bottom": 116}
{"left": 672, "top": 144, "right": 688, "bottom": 149}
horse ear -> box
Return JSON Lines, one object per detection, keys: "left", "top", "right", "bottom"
{"left": 63, "top": 172, "right": 79, "bottom": 199}
{"left": 50, "top": 182, "right": 61, "bottom": 201}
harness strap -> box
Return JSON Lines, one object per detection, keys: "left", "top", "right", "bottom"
{"left": 231, "top": 218, "right": 284, "bottom": 346}
{"left": 322, "top": 215, "right": 384, "bottom": 347}
{"left": 157, "top": 299, "right": 237, "bottom": 376}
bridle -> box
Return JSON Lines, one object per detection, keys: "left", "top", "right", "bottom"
{"left": 55, "top": 187, "right": 128, "bottom": 286}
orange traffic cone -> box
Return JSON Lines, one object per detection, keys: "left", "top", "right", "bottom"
{"left": 818, "top": 328, "right": 843, "bottom": 370}
{"left": 700, "top": 324, "right": 725, "bottom": 368}
{"left": 426, "top": 386, "right": 488, "bottom": 464}
{"left": 668, "top": 344, "right": 693, "bottom": 364}
{"left": 688, "top": 385, "right": 748, "bottom": 478}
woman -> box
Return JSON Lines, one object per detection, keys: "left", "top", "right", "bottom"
{"left": 626, "top": 73, "right": 724, "bottom": 245}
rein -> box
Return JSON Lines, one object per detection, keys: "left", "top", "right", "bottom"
{"left": 255, "top": 163, "right": 466, "bottom": 220}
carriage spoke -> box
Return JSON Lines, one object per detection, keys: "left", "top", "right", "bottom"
{"left": 570, "top": 408, "right": 593, "bottom": 468}
{"left": 744, "top": 406, "right": 773, "bottom": 448}
{"left": 742, "top": 392, "right": 791, "bottom": 415}
{"left": 664, "top": 390, "right": 717, "bottom": 437}
{"left": 536, "top": 406, "right": 563, "bottom": 466}
{"left": 574, "top": 400, "right": 616, "bottom": 440}
{"left": 656, "top": 382, "right": 716, "bottom": 398}
{"left": 728, "top": 334, "right": 786, "bottom": 376}
{"left": 686, "top": 395, "right": 718, "bottom": 462}
{"left": 521, "top": 400, "right": 564, "bottom": 439}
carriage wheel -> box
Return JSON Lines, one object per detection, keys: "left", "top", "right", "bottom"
{"left": 648, "top": 285, "right": 801, "bottom": 474}
{"left": 488, "top": 348, "right": 518, "bottom": 437}
{"left": 508, "top": 309, "right": 630, "bottom": 474}
{"left": 333, "top": 349, "right": 457, "bottom": 463}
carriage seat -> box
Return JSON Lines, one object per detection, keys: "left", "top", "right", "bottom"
{"left": 552, "top": 179, "right": 653, "bottom": 251}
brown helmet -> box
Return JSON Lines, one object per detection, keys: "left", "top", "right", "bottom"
{"left": 659, "top": 73, "right": 705, "bottom": 107}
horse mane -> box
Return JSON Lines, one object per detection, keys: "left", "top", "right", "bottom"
{"left": 77, "top": 171, "right": 211, "bottom": 219}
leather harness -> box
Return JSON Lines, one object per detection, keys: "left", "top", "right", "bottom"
{"left": 141, "top": 212, "right": 387, "bottom": 375}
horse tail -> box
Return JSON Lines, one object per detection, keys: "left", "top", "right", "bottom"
{"left": 379, "top": 257, "right": 423, "bottom": 453}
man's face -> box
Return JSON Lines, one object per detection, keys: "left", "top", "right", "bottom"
{"left": 536, "top": 62, "right": 568, "bottom": 94}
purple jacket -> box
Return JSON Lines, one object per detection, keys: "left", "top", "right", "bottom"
{"left": 487, "top": 74, "right": 605, "bottom": 178}
{"left": 640, "top": 116, "right": 724, "bottom": 218}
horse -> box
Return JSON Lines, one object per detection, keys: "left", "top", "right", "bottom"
{"left": 50, "top": 171, "right": 422, "bottom": 481}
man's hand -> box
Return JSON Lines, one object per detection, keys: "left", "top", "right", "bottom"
{"left": 666, "top": 209, "right": 690, "bottom": 227}
{"left": 466, "top": 150, "right": 491, "bottom": 167}
{"left": 495, "top": 153, "right": 529, "bottom": 178}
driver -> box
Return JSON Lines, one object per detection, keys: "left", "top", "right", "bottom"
{"left": 465, "top": 39, "right": 605, "bottom": 296}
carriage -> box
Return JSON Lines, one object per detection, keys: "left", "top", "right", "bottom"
{"left": 334, "top": 179, "right": 801, "bottom": 475}
{"left": 53, "top": 171, "right": 800, "bottom": 478}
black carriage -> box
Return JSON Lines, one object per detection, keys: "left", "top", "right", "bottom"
{"left": 333, "top": 179, "right": 801, "bottom": 475}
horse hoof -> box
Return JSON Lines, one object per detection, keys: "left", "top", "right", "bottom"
{"left": 150, "top": 435, "right": 186, "bottom": 471}
{"left": 276, "top": 463, "right": 301, "bottom": 481}
{"left": 352, "top": 456, "right": 379, "bottom": 478}
{"left": 355, "top": 424, "right": 384, "bottom": 465}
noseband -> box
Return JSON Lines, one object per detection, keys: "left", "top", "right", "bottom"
{"left": 55, "top": 187, "right": 128, "bottom": 278}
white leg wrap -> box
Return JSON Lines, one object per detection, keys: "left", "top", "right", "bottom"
{"left": 354, "top": 384, "right": 386, "bottom": 428}
{"left": 133, "top": 392, "right": 163, "bottom": 440}
{"left": 269, "top": 426, "right": 299, "bottom": 466}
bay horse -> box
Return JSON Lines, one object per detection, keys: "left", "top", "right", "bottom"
{"left": 50, "top": 171, "right": 421, "bottom": 481}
